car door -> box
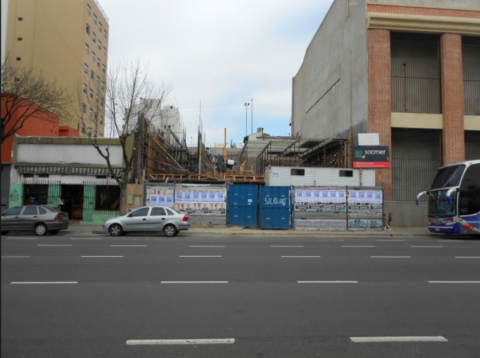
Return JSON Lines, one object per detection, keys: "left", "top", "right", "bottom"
{"left": 148, "top": 207, "right": 167, "bottom": 232}
{"left": 123, "top": 207, "right": 151, "bottom": 231}
{"left": 1, "top": 206, "right": 25, "bottom": 231}
{"left": 18, "top": 206, "right": 39, "bottom": 231}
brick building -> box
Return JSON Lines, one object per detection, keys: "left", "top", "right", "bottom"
{"left": 292, "top": 0, "right": 480, "bottom": 226}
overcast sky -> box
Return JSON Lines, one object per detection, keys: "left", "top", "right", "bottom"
{"left": 99, "top": 0, "right": 334, "bottom": 147}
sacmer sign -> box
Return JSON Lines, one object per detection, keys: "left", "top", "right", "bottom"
{"left": 353, "top": 146, "right": 390, "bottom": 168}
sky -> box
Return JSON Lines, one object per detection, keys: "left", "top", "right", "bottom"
{"left": 99, "top": 0, "right": 334, "bottom": 147}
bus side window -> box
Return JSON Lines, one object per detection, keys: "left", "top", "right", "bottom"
{"left": 459, "top": 164, "right": 480, "bottom": 215}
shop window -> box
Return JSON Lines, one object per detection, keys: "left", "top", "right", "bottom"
{"left": 95, "top": 186, "right": 120, "bottom": 211}
{"left": 24, "top": 185, "right": 48, "bottom": 205}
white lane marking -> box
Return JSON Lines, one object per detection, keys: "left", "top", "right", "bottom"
{"left": 7, "top": 238, "right": 38, "bottom": 240}
{"left": 271, "top": 245, "right": 304, "bottom": 248}
{"left": 2, "top": 256, "right": 30, "bottom": 258}
{"left": 342, "top": 245, "right": 375, "bottom": 248}
{"left": 37, "top": 244, "right": 72, "bottom": 247}
{"left": 81, "top": 256, "right": 124, "bottom": 258}
{"left": 438, "top": 239, "right": 464, "bottom": 242}
{"left": 10, "top": 281, "right": 78, "bottom": 285}
{"left": 161, "top": 281, "right": 229, "bottom": 284}
{"left": 179, "top": 256, "right": 222, "bottom": 258}
{"left": 71, "top": 237, "right": 102, "bottom": 240}
{"left": 371, "top": 256, "right": 411, "bottom": 259}
{"left": 126, "top": 338, "right": 235, "bottom": 345}
{"left": 411, "top": 246, "right": 443, "bottom": 248}
{"left": 455, "top": 257, "right": 480, "bottom": 259}
{"left": 377, "top": 239, "right": 404, "bottom": 242}
{"left": 350, "top": 336, "right": 448, "bottom": 343}
{"left": 281, "top": 256, "right": 320, "bottom": 258}
{"left": 110, "top": 245, "right": 148, "bottom": 247}
{"left": 298, "top": 281, "right": 358, "bottom": 284}
{"left": 428, "top": 281, "right": 480, "bottom": 284}
{"left": 189, "top": 245, "right": 225, "bottom": 248}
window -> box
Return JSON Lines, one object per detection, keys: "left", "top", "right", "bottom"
{"left": 92, "top": 32, "right": 96, "bottom": 43}
{"left": 81, "top": 123, "right": 86, "bottom": 134}
{"left": 339, "top": 170, "right": 353, "bottom": 177}
{"left": 104, "top": 29, "right": 107, "bottom": 39}
{"left": 38, "top": 174, "right": 49, "bottom": 178}
{"left": 150, "top": 207, "right": 166, "bottom": 216}
{"left": 91, "top": 69, "right": 95, "bottom": 80}
{"left": 100, "top": 115, "right": 104, "bottom": 124}
{"left": 102, "top": 64, "right": 106, "bottom": 73}
{"left": 459, "top": 164, "right": 480, "bottom": 215}
{"left": 99, "top": 22, "right": 103, "bottom": 31}
{"left": 23, "top": 174, "right": 34, "bottom": 178}
{"left": 82, "top": 103, "right": 87, "bottom": 113}
{"left": 98, "top": 40, "right": 102, "bottom": 50}
{"left": 84, "top": 63, "right": 88, "bottom": 73}
{"left": 85, "top": 43, "right": 89, "bottom": 54}
{"left": 166, "top": 208, "right": 175, "bottom": 216}
{"left": 95, "top": 94, "right": 99, "bottom": 103}
{"left": 97, "top": 59, "right": 101, "bottom": 68}
{"left": 38, "top": 207, "right": 47, "bottom": 215}
{"left": 22, "top": 206, "right": 38, "bottom": 216}
{"left": 291, "top": 169, "right": 305, "bottom": 176}
{"left": 101, "top": 98, "right": 104, "bottom": 106}
{"left": 129, "top": 207, "right": 149, "bottom": 217}
{"left": 83, "top": 83, "right": 87, "bottom": 93}
{"left": 87, "top": 127, "right": 92, "bottom": 136}
{"left": 3, "top": 207, "right": 23, "bottom": 216}
{"left": 86, "top": 24, "right": 90, "bottom": 35}
{"left": 96, "top": 76, "right": 100, "bottom": 85}
{"left": 87, "top": 4, "right": 91, "bottom": 15}
{"left": 91, "top": 51, "right": 95, "bottom": 61}
{"left": 89, "top": 108, "right": 93, "bottom": 118}
{"left": 94, "top": 112, "right": 98, "bottom": 121}
{"left": 24, "top": 185, "right": 48, "bottom": 205}
{"left": 93, "top": 14, "right": 97, "bottom": 24}
{"left": 101, "top": 80, "right": 105, "bottom": 90}
{"left": 17, "top": 37, "right": 23, "bottom": 41}
{"left": 90, "top": 89, "right": 94, "bottom": 99}
{"left": 18, "top": 17, "right": 23, "bottom": 21}
{"left": 16, "top": 57, "right": 21, "bottom": 61}
{"left": 103, "top": 46, "right": 107, "bottom": 56}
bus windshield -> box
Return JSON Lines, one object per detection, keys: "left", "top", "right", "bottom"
{"left": 430, "top": 165, "right": 465, "bottom": 189}
{"left": 428, "top": 190, "right": 457, "bottom": 217}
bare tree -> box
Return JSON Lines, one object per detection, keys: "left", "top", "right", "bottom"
{"left": 76, "top": 59, "right": 172, "bottom": 215}
{"left": 1, "top": 57, "right": 69, "bottom": 144}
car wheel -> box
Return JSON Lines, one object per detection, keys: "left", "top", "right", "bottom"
{"left": 109, "top": 224, "right": 123, "bottom": 237}
{"left": 163, "top": 224, "right": 177, "bottom": 237}
{"left": 1, "top": 231, "right": 9, "bottom": 235}
{"left": 35, "top": 223, "right": 48, "bottom": 236}
{"left": 49, "top": 230, "right": 60, "bottom": 235}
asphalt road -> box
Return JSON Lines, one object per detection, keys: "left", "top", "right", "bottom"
{"left": 2, "top": 233, "right": 479, "bottom": 358}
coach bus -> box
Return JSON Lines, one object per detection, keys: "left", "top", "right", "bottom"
{"left": 416, "top": 160, "right": 480, "bottom": 236}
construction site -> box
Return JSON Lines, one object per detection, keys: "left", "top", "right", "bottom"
{"left": 134, "top": 120, "right": 351, "bottom": 185}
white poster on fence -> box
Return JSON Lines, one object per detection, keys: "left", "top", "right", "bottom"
{"left": 174, "top": 187, "right": 226, "bottom": 215}
{"left": 146, "top": 187, "right": 174, "bottom": 207}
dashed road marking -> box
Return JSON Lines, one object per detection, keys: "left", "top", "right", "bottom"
{"left": 428, "top": 281, "right": 480, "bottom": 284}
{"left": 371, "top": 256, "right": 411, "bottom": 259}
{"left": 7, "top": 238, "right": 38, "bottom": 240}
{"left": 281, "top": 256, "right": 320, "bottom": 258}
{"left": 110, "top": 245, "right": 147, "bottom": 247}
{"left": 298, "top": 281, "right": 358, "bottom": 284}
{"left": 271, "top": 245, "right": 304, "bottom": 248}
{"left": 2, "top": 256, "right": 30, "bottom": 259}
{"left": 342, "top": 245, "right": 375, "bottom": 248}
{"left": 10, "top": 281, "right": 78, "bottom": 285}
{"left": 179, "top": 255, "right": 222, "bottom": 258}
{"left": 126, "top": 338, "right": 235, "bottom": 345}
{"left": 161, "top": 281, "right": 228, "bottom": 284}
{"left": 350, "top": 336, "right": 448, "bottom": 343}
{"left": 81, "top": 256, "right": 123, "bottom": 258}
{"left": 455, "top": 257, "right": 480, "bottom": 259}
{"left": 71, "top": 237, "right": 102, "bottom": 240}
{"left": 377, "top": 239, "right": 404, "bottom": 242}
{"left": 38, "top": 244, "right": 72, "bottom": 247}
{"left": 411, "top": 246, "right": 443, "bottom": 248}
{"left": 190, "top": 245, "right": 225, "bottom": 248}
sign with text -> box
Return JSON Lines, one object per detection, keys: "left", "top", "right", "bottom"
{"left": 353, "top": 146, "right": 390, "bottom": 168}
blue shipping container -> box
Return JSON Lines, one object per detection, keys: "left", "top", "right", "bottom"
{"left": 227, "top": 185, "right": 258, "bottom": 228}
{"left": 260, "top": 186, "right": 292, "bottom": 229}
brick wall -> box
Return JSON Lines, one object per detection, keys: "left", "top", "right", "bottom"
{"left": 368, "top": 29, "right": 393, "bottom": 200}
{"left": 441, "top": 33, "right": 465, "bottom": 165}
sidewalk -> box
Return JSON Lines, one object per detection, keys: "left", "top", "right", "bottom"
{"left": 65, "top": 224, "right": 435, "bottom": 237}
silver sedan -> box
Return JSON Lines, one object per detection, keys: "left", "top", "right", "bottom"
{"left": 1, "top": 205, "right": 69, "bottom": 236}
{"left": 103, "top": 206, "right": 190, "bottom": 237}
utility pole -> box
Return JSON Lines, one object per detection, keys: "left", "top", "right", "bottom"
{"left": 244, "top": 102, "right": 250, "bottom": 136}
{"left": 251, "top": 98, "right": 253, "bottom": 134}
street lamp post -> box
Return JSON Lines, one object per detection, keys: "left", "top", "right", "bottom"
{"left": 244, "top": 102, "right": 250, "bottom": 137}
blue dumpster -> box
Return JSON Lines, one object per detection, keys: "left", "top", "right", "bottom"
{"left": 260, "top": 186, "right": 292, "bottom": 229}
{"left": 227, "top": 185, "right": 258, "bottom": 227}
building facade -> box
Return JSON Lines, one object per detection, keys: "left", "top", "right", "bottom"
{"left": 4, "top": 0, "right": 109, "bottom": 137}
{"left": 292, "top": 0, "right": 480, "bottom": 224}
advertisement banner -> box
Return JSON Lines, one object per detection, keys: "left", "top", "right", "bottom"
{"left": 174, "top": 187, "right": 226, "bottom": 216}
{"left": 353, "top": 146, "right": 390, "bottom": 168}
{"left": 294, "top": 187, "right": 347, "bottom": 213}
{"left": 145, "top": 187, "right": 174, "bottom": 207}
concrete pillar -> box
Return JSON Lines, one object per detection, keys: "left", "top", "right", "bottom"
{"left": 368, "top": 29, "right": 392, "bottom": 200}
{"left": 441, "top": 33, "right": 465, "bottom": 165}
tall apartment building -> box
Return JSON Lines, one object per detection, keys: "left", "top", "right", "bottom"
{"left": 3, "top": 0, "right": 109, "bottom": 137}
{"left": 292, "top": 0, "right": 480, "bottom": 225}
